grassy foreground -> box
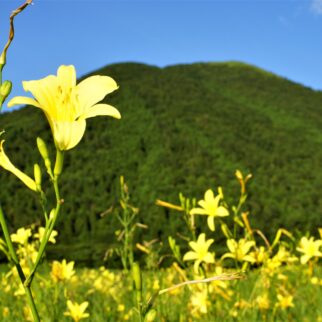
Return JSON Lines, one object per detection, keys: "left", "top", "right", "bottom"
{"left": 0, "top": 262, "right": 321, "bottom": 321}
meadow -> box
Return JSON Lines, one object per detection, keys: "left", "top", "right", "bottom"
{"left": 0, "top": 172, "right": 321, "bottom": 321}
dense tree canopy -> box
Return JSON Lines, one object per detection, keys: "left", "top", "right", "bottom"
{"left": 0, "top": 62, "right": 322, "bottom": 264}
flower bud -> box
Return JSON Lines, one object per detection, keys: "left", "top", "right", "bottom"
{"left": 132, "top": 262, "right": 142, "bottom": 292}
{"left": 54, "top": 150, "right": 64, "bottom": 178}
{"left": 49, "top": 209, "right": 55, "bottom": 220}
{"left": 34, "top": 163, "right": 42, "bottom": 190}
{"left": 37, "top": 137, "right": 49, "bottom": 160}
{"left": 37, "top": 137, "right": 52, "bottom": 175}
{"left": 0, "top": 80, "right": 12, "bottom": 100}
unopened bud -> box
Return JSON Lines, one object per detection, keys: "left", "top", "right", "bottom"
{"left": 49, "top": 209, "right": 55, "bottom": 220}
{"left": 37, "top": 137, "right": 52, "bottom": 175}
{"left": 132, "top": 262, "right": 142, "bottom": 292}
{"left": 0, "top": 80, "right": 12, "bottom": 100}
{"left": 34, "top": 163, "right": 42, "bottom": 190}
{"left": 54, "top": 150, "right": 64, "bottom": 178}
{"left": 0, "top": 51, "right": 5, "bottom": 66}
{"left": 37, "top": 137, "right": 49, "bottom": 161}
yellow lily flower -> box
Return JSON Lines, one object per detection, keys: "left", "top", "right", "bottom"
{"left": 10, "top": 227, "right": 32, "bottom": 245}
{"left": 64, "top": 300, "right": 89, "bottom": 322}
{"left": 51, "top": 259, "right": 75, "bottom": 282}
{"left": 190, "top": 188, "right": 229, "bottom": 231}
{"left": 183, "top": 233, "right": 215, "bottom": 273}
{"left": 276, "top": 293, "right": 294, "bottom": 310}
{"left": 0, "top": 140, "right": 36, "bottom": 191}
{"left": 34, "top": 227, "right": 58, "bottom": 244}
{"left": 8, "top": 65, "right": 121, "bottom": 151}
{"left": 296, "top": 236, "right": 322, "bottom": 264}
{"left": 222, "top": 238, "right": 255, "bottom": 263}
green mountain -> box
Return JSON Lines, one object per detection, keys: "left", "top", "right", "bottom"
{"left": 1, "top": 61, "right": 322, "bottom": 264}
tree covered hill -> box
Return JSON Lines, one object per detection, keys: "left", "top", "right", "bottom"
{"left": 1, "top": 61, "right": 322, "bottom": 264}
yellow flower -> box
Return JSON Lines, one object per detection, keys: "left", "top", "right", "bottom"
{"left": 183, "top": 233, "right": 215, "bottom": 273}
{"left": 222, "top": 238, "right": 255, "bottom": 263}
{"left": 189, "top": 288, "right": 209, "bottom": 316}
{"left": 51, "top": 259, "right": 75, "bottom": 282}
{"left": 249, "top": 246, "right": 269, "bottom": 265}
{"left": 276, "top": 294, "right": 294, "bottom": 310}
{"left": 254, "top": 294, "right": 270, "bottom": 310}
{"left": 0, "top": 140, "right": 36, "bottom": 191}
{"left": 10, "top": 228, "right": 32, "bottom": 245}
{"left": 8, "top": 65, "right": 121, "bottom": 151}
{"left": 64, "top": 300, "right": 89, "bottom": 322}
{"left": 34, "top": 227, "right": 58, "bottom": 244}
{"left": 190, "top": 188, "right": 229, "bottom": 231}
{"left": 296, "top": 236, "right": 322, "bottom": 264}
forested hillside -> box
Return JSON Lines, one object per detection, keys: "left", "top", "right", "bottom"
{"left": 1, "top": 61, "right": 322, "bottom": 264}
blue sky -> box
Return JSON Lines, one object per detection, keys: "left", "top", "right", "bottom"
{"left": 1, "top": 0, "right": 322, "bottom": 109}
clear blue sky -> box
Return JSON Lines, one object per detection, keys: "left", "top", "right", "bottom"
{"left": 1, "top": 0, "right": 322, "bottom": 109}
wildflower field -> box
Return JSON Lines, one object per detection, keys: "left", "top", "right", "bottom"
{"left": 0, "top": 1, "right": 322, "bottom": 321}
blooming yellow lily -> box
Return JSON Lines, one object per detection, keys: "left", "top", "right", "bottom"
{"left": 64, "top": 300, "right": 89, "bottom": 322}
{"left": 296, "top": 236, "right": 322, "bottom": 264}
{"left": 190, "top": 188, "right": 229, "bottom": 231}
{"left": 222, "top": 238, "right": 255, "bottom": 263}
{"left": 0, "top": 139, "right": 36, "bottom": 191}
{"left": 8, "top": 65, "right": 121, "bottom": 150}
{"left": 51, "top": 259, "right": 75, "bottom": 282}
{"left": 183, "top": 233, "right": 215, "bottom": 273}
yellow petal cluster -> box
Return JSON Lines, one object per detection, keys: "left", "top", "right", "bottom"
{"left": 8, "top": 65, "right": 121, "bottom": 151}
{"left": 51, "top": 259, "right": 75, "bottom": 282}
{"left": 10, "top": 228, "right": 32, "bottom": 245}
{"left": 222, "top": 238, "right": 255, "bottom": 263}
{"left": 190, "top": 189, "right": 229, "bottom": 231}
{"left": 183, "top": 233, "right": 215, "bottom": 273}
{"left": 296, "top": 236, "right": 322, "bottom": 264}
{"left": 64, "top": 300, "right": 89, "bottom": 322}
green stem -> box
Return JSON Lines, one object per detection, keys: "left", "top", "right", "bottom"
{"left": 0, "top": 205, "right": 40, "bottom": 322}
{"left": 25, "top": 177, "right": 62, "bottom": 287}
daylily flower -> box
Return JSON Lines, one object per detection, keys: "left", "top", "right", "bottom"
{"left": 183, "top": 233, "right": 215, "bottom": 273}
{"left": 0, "top": 140, "right": 36, "bottom": 191}
{"left": 190, "top": 188, "right": 229, "bottom": 231}
{"left": 34, "top": 227, "right": 58, "bottom": 244}
{"left": 296, "top": 236, "right": 322, "bottom": 264}
{"left": 222, "top": 238, "right": 255, "bottom": 263}
{"left": 8, "top": 65, "right": 121, "bottom": 151}
{"left": 64, "top": 300, "right": 89, "bottom": 322}
{"left": 10, "top": 227, "right": 32, "bottom": 245}
{"left": 51, "top": 259, "right": 75, "bottom": 282}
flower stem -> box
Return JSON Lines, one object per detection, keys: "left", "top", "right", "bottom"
{"left": 0, "top": 205, "right": 40, "bottom": 322}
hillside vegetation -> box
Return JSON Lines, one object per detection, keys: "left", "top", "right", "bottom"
{"left": 1, "top": 61, "right": 322, "bottom": 264}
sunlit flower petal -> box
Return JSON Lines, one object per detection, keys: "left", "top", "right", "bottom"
{"left": 0, "top": 140, "right": 36, "bottom": 191}
{"left": 8, "top": 65, "right": 120, "bottom": 151}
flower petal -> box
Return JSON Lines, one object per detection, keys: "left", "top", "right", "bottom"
{"left": 203, "top": 253, "right": 215, "bottom": 264}
{"left": 57, "top": 65, "right": 76, "bottom": 88}
{"left": 7, "top": 96, "right": 41, "bottom": 108}
{"left": 53, "top": 120, "right": 86, "bottom": 151}
{"left": 183, "top": 251, "right": 198, "bottom": 261}
{"left": 0, "top": 140, "right": 36, "bottom": 191}
{"left": 216, "top": 206, "right": 229, "bottom": 217}
{"left": 78, "top": 103, "right": 121, "bottom": 120}
{"left": 22, "top": 75, "right": 58, "bottom": 115}
{"left": 190, "top": 207, "right": 208, "bottom": 215}
{"left": 207, "top": 216, "right": 215, "bottom": 231}
{"left": 204, "top": 189, "right": 214, "bottom": 202}
{"left": 77, "top": 75, "right": 118, "bottom": 112}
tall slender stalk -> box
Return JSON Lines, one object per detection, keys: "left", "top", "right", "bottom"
{"left": 0, "top": 206, "right": 40, "bottom": 322}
